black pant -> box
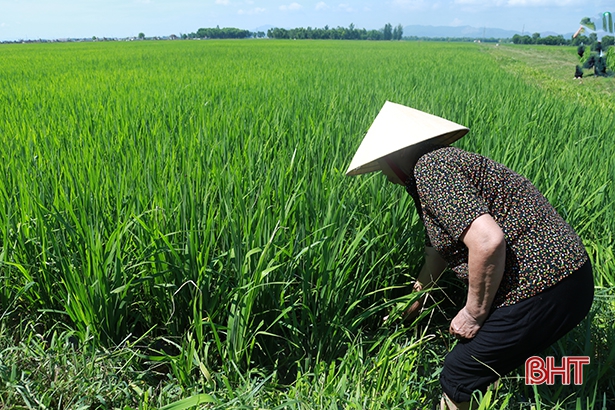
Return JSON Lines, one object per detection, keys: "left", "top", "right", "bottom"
{"left": 440, "top": 260, "right": 594, "bottom": 403}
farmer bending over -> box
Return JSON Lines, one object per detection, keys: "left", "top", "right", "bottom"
{"left": 345, "top": 101, "right": 594, "bottom": 409}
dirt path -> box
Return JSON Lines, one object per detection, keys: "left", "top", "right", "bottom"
{"left": 484, "top": 44, "right": 615, "bottom": 109}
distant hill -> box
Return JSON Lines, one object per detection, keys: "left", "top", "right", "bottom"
{"left": 402, "top": 24, "right": 573, "bottom": 39}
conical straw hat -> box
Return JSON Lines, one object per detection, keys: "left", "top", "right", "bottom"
{"left": 345, "top": 101, "right": 469, "bottom": 176}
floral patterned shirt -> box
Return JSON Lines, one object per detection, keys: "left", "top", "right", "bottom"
{"left": 414, "top": 147, "right": 588, "bottom": 308}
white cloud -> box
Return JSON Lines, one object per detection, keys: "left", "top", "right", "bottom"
{"left": 315, "top": 1, "right": 329, "bottom": 11}
{"left": 238, "top": 7, "right": 265, "bottom": 14}
{"left": 507, "top": 0, "right": 574, "bottom": 5}
{"left": 216, "top": 0, "right": 230, "bottom": 4}
{"left": 280, "top": 2, "right": 302, "bottom": 11}
{"left": 453, "top": 0, "right": 487, "bottom": 4}
{"left": 390, "top": 0, "right": 431, "bottom": 10}
{"left": 451, "top": 18, "right": 463, "bottom": 26}
{"left": 338, "top": 3, "right": 355, "bottom": 12}
{"left": 453, "top": 0, "right": 572, "bottom": 5}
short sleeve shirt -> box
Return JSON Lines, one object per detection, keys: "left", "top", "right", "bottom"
{"left": 414, "top": 147, "right": 588, "bottom": 308}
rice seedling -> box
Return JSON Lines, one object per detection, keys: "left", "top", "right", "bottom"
{"left": 0, "top": 40, "right": 613, "bottom": 407}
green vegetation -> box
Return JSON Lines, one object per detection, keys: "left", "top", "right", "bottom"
{"left": 511, "top": 32, "right": 614, "bottom": 47}
{"left": 267, "top": 23, "right": 404, "bottom": 40}
{"left": 195, "top": 27, "right": 254, "bottom": 39}
{"left": 0, "top": 40, "right": 614, "bottom": 408}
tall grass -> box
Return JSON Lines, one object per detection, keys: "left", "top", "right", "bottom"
{"left": 0, "top": 40, "right": 613, "bottom": 407}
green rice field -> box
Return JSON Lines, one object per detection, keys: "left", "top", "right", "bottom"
{"left": 0, "top": 39, "right": 614, "bottom": 409}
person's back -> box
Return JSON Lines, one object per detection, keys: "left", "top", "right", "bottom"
{"left": 414, "top": 146, "right": 588, "bottom": 308}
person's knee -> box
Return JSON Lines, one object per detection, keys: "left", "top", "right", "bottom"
{"left": 439, "top": 369, "right": 475, "bottom": 403}
{"left": 440, "top": 393, "right": 471, "bottom": 410}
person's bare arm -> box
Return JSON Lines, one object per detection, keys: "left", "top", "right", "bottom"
{"left": 449, "top": 213, "right": 506, "bottom": 339}
{"left": 416, "top": 246, "right": 448, "bottom": 290}
{"left": 573, "top": 26, "right": 583, "bottom": 38}
{"left": 402, "top": 246, "right": 447, "bottom": 321}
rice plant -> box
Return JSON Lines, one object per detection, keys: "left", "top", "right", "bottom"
{"left": 0, "top": 40, "right": 613, "bottom": 407}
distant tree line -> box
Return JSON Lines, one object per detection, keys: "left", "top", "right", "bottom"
{"left": 267, "top": 23, "right": 404, "bottom": 40}
{"left": 181, "top": 26, "right": 266, "bottom": 39}
{"left": 195, "top": 27, "right": 254, "bottom": 39}
{"left": 512, "top": 32, "right": 614, "bottom": 48}
{"left": 172, "top": 25, "right": 615, "bottom": 48}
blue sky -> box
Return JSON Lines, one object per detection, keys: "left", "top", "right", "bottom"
{"left": 0, "top": 0, "right": 612, "bottom": 41}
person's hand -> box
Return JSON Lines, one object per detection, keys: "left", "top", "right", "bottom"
{"left": 383, "top": 282, "right": 426, "bottom": 324}
{"left": 449, "top": 307, "right": 482, "bottom": 339}
{"left": 401, "top": 298, "right": 423, "bottom": 323}
{"left": 401, "top": 281, "right": 427, "bottom": 324}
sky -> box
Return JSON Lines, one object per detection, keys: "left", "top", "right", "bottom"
{"left": 0, "top": 0, "right": 612, "bottom": 41}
